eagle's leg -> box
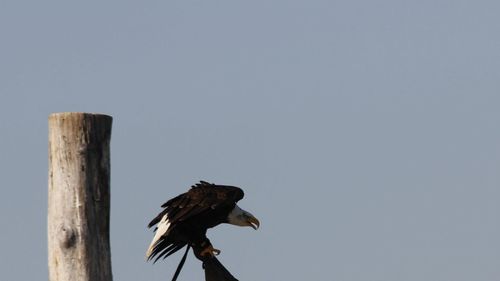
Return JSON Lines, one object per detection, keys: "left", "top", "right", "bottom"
{"left": 200, "top": 244, "right": 221, "bottom": 257}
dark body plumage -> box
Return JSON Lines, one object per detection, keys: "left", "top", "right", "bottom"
{"left": 147, "top": 181, "right": 244, "bottom": 262}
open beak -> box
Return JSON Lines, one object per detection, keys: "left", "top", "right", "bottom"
{"left": 248, "top": 216, "right": 260, "bottom": 230}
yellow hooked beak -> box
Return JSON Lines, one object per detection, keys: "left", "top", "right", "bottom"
{"left": 247, "top": 215, "right": 260, "bottom": 230}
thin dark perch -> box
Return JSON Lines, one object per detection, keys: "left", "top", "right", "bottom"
{"left": 193, "top": 245, "right": 239, "bottom": 281}
{"left": 202, "top": 257, "right": 239, "bottom": 281}
{"left": 170, "top": 245, "right": 239, "bottom": 281}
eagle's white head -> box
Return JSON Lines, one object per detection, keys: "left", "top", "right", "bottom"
{"left": 227, "top": 205, "right": 260, "bottom": 230}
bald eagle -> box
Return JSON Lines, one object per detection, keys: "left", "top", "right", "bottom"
{"left": 146, "top": 181, "right": 260, "bottom": 280}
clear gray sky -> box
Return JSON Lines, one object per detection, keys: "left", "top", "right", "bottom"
{"left": 1, "top": 1, "right": 499, "bottom": 280}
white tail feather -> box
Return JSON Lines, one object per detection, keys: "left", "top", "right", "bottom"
{"left": 146, "top": 215, "right": 171, "bottom": 258}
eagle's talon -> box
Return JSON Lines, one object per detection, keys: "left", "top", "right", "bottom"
{"left": 200, "top": 245, "right": 221, "bottom": 257}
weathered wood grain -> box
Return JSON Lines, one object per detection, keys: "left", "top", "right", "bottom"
{"left": 48, "top": 112, "right": 113, "bottom": 281}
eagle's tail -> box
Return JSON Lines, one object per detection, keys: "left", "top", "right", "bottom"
{"left": 146, "top": 215, "right": 171, "bottom": 259}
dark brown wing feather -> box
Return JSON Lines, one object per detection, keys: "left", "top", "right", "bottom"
{"left": 148, "top": 181, "right": 244, "bottom": 228}
{"left": 146, "top": 181, "right": 244, "bottom": 262}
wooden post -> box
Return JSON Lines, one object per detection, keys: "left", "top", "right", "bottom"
{"left": 48, "top": 112, "right": 113, "bottom": 281}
